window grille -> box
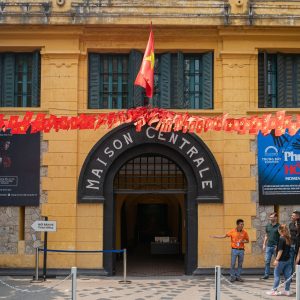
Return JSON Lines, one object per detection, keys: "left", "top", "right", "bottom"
{"left": 114, "top": 155, "right": 187, "bottom": 192}
{"left": 258, "top": 52, "right": 300, "bottom": 108}
{"left": 88, "top": 51, "right": 214, "bottom": 109}
{"left": 0, "top": 51, "right": 40, "bottom": 107}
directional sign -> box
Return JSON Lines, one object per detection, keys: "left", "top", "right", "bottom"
{"left": 31, "top": 220, "right": 57, "bottom": 232}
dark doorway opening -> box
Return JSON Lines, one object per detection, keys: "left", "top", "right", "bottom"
{"left": 103, "top": 143, "right": 202, "bottom": 276}
{"left": 114, "top": 154, "right": 186, "bottom": 276}
{"left": 137, "top": 203, "right": 169, "bottom": 244}
{"left": 117, "top": 196, "right": 185, "bottom": 276}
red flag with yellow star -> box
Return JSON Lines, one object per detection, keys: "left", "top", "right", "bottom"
{"left": 134, "top": 27, "right": 155, "bottom": 98}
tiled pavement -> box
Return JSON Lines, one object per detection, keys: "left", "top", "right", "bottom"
{"left": 0, "top": 275, "right": 297, "bottom": 300}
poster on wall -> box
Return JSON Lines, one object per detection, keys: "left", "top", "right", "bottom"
{"left": 258, "top": 130, "right": 300, "bottom": 205}
{"left": 0, "top": 130, "right": 40, "bottom": 206}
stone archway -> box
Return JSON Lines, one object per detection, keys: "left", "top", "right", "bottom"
{"left": 78, "top": 124, "right": 223, "bottom": 275}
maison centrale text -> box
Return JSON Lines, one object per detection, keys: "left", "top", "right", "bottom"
{"left": 85, "top": 126, "right": 213, "bottom": 191}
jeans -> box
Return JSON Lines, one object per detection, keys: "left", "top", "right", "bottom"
{"left": 230, "top": 249, "right": 244, "bottom": 279}
{"left": 290, "top": 245, "right": 296, "bottom": 273}
{"left": 264, "top": 246, "right": 276, "bottom": 276}
{"left": 273, "top": 260, "right": 292, "bottom": 291}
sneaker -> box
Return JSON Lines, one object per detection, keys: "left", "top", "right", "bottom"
{"left": 261, "top": 275, "right": 269, "bottom": 280}
{"left": 266, "top": 290, "right": 281, "bottom": 296}
{"left": 282, "top": 290, "right": 290, "bottom": 296}
{"left": 230, "top": 277, "right": 235, "bottom": 282}
{"left": 236, "top": 277, "right": 244, "bottom": 282}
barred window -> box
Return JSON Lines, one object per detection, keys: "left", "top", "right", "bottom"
{"left": 88, "top": 51, "right": 214, "bottom": 109}
{"left": 0, "top": 52, "right": 40, "bottom": 107}
{"left": 114, "top": 155, "right": 187, "bottom": 191}
{"left": 258, "top": 52, "right": 300, "bottom": 108}
{"left": 89, "top": 54, "right": 129, "bottom": 109}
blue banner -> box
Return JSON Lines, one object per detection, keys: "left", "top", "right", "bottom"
{"left": 258, "top": 130, "right": 300, "bottom": 205}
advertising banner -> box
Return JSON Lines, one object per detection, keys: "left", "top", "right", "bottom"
{"left": 258, "top": 130, "right": 300, "bottom": 205}
{"left": 0, "top": 130, "right": 40, "bottom": 206}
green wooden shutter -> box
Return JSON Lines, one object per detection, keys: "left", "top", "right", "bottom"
{"left": 258, "top": 52, "right": 266, "bottom": 108}
{"left": 277, "top": 54, "right": 294, "bottom": 108}
{"left": 159, "top": 53, "right": 171, "bottom": 108}
{"left": 0, "top": 54, "right": 3, "bottom": 106}
{"left": 277, "top": 54, "right": 286, "bottom": 107}
{"left": 128, "top": 50, "right": 143, "bottom": 108}
{"left": 285, "top": 55, "right": 294, "bottom": 107}
{"left": 31, "top": 51, "right": 40, "bottom": 107}
{"left": 88, "top": 53, "right": 101, "bottom": 109}
{"left": 3, "top": 53, "right": 15, "bottom": 107}
{"left": 172, "top": 52, "right": 184, "bottom": 108}
{"left": 202, "top": 52, "right": 213, "bottom": 109}
{"left": 117, "top": 56, "right": 123, "bottom": 109}
{"left": 295, "top": 56, "right": 300, "bottom": 107}
{"left": 189, "top": 57, "right": 195, "bottom": 108}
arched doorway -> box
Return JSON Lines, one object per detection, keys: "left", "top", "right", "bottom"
{"left": 114, "top": 155, "right": 186, "bottom": 275}
{"left": 78, "top": 124, "right": 223, "bottom": 275}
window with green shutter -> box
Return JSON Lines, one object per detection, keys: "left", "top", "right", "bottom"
{"left": 258, "top": 52, "right": 300, "bottom": 108}
{"left": 88, "top": 51, "right": 214, "bottom": 109}
{"left": 0, "top": 51, "right": 40, "bottom": 107}
{"left": 89, "top": 53, "right": 130, "bottom": 109}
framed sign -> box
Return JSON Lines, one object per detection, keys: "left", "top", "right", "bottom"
{"left": 0, "top": 130, "right": 40, "bottom": 206}
{"left": 258, "top": 130, "right": 300, "bottom": 205}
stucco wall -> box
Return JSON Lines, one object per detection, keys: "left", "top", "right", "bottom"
{"left": 0, "top": 22, "right": 300, "bottom": 270}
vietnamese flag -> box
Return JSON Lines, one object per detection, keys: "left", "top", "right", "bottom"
{"left": 134, "top": 26, "right": 155, "bottom": 98}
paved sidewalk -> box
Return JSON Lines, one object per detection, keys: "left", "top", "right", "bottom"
{"left": 0, "top": 275, "right": 296, "bottom": 300}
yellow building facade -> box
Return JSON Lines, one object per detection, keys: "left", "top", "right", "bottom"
{"left": 0, "top": 0, "right": 300, "bottom": 274}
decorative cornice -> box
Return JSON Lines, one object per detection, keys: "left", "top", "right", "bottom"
{"left": 1, "top": 0, "right": 300, "bottom": 26}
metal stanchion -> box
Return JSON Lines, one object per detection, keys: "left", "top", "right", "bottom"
{"left": 71, "top": 267, "right": 77, "bottom": 300}
{"left": 35, "top": 248, "right": 39, "bottom": 281}
{"left": 31, "top": 248, "right": 43, "bottom": 282}
{"left": 215, "top": 265, "right": 221, "bottom": 300}
{"left": 296, "top": 265, "right": 300, "bottom": 300}
{"left": 119, "top": 249, "right": 131, "bottom": 284}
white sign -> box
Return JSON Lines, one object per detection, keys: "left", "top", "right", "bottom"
{"left": 31, "top": 220, "right": 57, "bottom": 232}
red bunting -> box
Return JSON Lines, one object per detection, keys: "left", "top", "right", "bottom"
{"left": 0, "top": 108, "right": 300, "bottom": 137}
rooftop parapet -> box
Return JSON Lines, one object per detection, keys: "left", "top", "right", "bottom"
{"left": 0, "top": 0, "right": 300, "bottom": 26}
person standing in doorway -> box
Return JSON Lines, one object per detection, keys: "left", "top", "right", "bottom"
{"left": 211, "top": 219, "right": 249, "bottom": 282}
{"left": 261, "top": 212, "right": 280, "bottom": 280}
{"left": 289, "top": 210, "right": 300, "bottom": 271}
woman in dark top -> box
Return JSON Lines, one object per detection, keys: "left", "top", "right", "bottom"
{"left": 266, "top": 224, "right": 292, "bottom": 296}
{"left": 294, "top": 221, "right": 300, "bottom": 266}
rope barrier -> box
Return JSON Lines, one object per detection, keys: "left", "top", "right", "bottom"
{"left": 35, "top": 248, "right": 127, "bottom": 284}
{"left": 220, "top": 274, "right": 270, "bottom": 299}
{"left": 38, "top": 248, "right": 125, "bottom": 253}
{"left": 220, "top": 270, "right": 296, "bottom": 299}
{"left": 273, "top": 272, "right": 296, "bottom": 290}
{"left": 0, "top": 273, "right": 72, "bottom": 293}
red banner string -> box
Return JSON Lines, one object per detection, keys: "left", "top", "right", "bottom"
{"left": 0, "top": 107, "right": 299, "bottom": 137}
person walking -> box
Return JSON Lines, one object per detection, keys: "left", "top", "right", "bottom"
{"left": 211, "top": 219, "right": 249, "bottom": 282}
{"left": 289, "top": 210, "right": 300, "bottom": 271}
{"left": 261, "top": 212, "right": 280, "bottom": 280}
{"left": 294, "top": 221, "right": 300, "bottom": 266}
{"left": 266, "top": 224, "right": 292, "bottom": 296}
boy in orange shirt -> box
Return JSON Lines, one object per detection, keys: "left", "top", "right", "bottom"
{"left": 211, "top": 219, "right": 249, "bottom": 282}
